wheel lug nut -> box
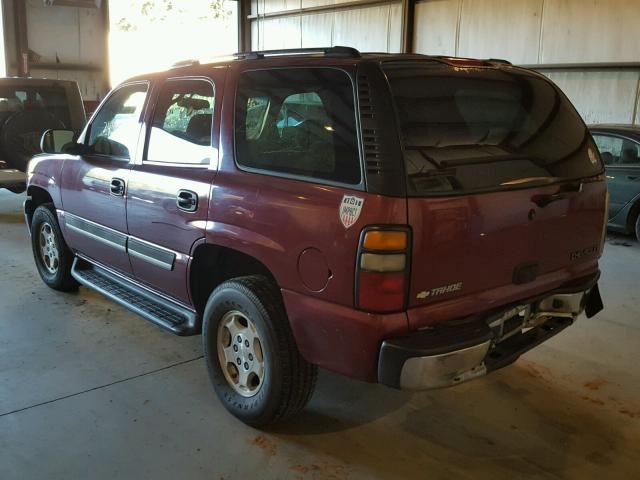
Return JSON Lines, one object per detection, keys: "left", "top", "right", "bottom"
{"left": 244, "top": 362, "right": 249, "bottom": 370}
{"left": 237, "top": 336, "right": 242, "bottom": 343}
{"left": 233, "top": 344, "right": 238, "bottom": 352}
{"left": 236, "top": 358, "right": 241, "bottom": 365}
{"left": 244, "top": 340, "right": 249, "bottom": 347}
{"left": 248, "top": 353, "right": 253, "bottom": 361}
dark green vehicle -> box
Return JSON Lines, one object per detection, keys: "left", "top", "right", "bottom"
{"left": 0, "top": 77, "right": 85, "bottom": 193}
{"left": 591, "top": 125, "right": 640, "bottom": 241}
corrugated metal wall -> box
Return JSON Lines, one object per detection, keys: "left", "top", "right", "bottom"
{"left": 2, "top": 0, "right": 108, "bottom": 102}
{"left": 249, "top": 0, "right": 403, "bottom": 52}
{"left": 248, "top": 0, "right": 640, "bottom": 126}
{"left": 414, "top": 0, "right": 640, "bottom": 125}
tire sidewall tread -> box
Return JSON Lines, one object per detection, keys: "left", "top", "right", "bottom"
{"left": 30, "top": 203, "right": 77, "bottom": 292}
{"left": 202, "top": 275, "right": 317, "bottom": 427}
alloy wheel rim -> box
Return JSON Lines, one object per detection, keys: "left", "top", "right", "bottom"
{"left": 39, "top": 222, "right": 59, "bottom": 274}
{"left": 216, "top": 310, "right": 265, "bottom": 397}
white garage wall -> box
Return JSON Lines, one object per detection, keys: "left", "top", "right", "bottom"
{"left": 25, "top": 1, "right": 107, "bottom": 101}
{"left": 413, "top": 0, "right": 640, "bottom": 125}
{"left": 249, "top": 0, "right": 403, "bottom": 52}
{"left": 2, "top": 0, "right": 108, "bottom": 101}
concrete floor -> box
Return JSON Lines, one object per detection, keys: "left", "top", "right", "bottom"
{"left": 0, "top": 189, "right": 638, "bottom": 480}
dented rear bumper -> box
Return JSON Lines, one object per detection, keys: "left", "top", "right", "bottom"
{"left": 378, "top": 275, "right": 603, "bottom": 390}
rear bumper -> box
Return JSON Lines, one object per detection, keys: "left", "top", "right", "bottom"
{"left": 378, "top": 278, "right": 603, "bottom": 390}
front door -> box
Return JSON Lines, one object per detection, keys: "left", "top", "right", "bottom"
{"left": 126, "top": 76, "right": 220, "bottom": 304}
{"left": 60, "top": 82, "right": 149, "bottom": 275}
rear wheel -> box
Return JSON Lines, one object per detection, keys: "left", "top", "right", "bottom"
{"left": 635, "top": 213, "right": 640, "bottom": 243}
{"left": 202, "top": 275, "right": 317, "bottom": 427}
{"left": 30, "top": 204, "right": 78, "bottom": 291}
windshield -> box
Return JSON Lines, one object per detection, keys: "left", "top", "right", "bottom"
{"left": 383, "top": 63, "right": 603, "bottom": 196}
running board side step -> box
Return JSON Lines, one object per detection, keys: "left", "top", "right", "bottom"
{"left": 71, "top": 257, "right": 199, "bottom": 336}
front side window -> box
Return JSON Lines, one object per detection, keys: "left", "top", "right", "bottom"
{"left": 88, "top": 83, "right": 148, "bottom": 159}
{"left": 594, "top": 134, "right": 639, "bottom": 166}
{"left": 235, "top": 68, "right": 361, "bottom": 185}
{"left": 146, "top": 79, "right": 214, "bottom": 165}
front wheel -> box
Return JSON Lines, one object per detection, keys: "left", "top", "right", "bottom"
{"left": 30, "top": 204, "right": 78, "bottom": 291}
{"left": 202, "top": 275, "right": 317, "bottom": 427}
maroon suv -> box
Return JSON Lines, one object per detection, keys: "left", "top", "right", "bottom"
{"left": 25, "top": 47, "right": 607, "bottom": 426}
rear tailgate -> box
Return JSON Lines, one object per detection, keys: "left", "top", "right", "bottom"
{"left": 407, "top": 179, "right": 606, "bottom": 324}
{"left": 383, "top": 61, "right": 607, "bottom": 329}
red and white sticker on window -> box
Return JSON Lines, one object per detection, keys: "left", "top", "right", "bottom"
{"left": 339, "top": 195, "right": 364, "bottom": 229}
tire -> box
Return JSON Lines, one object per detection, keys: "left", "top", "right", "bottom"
{"left": 635, "top": 213, "right": 640, "bottom": 243}
{"left": 30, "top": 204, "right": 78, "bottom": 292}
{"left": 202, "top": 275, "right": 317, "bottom": 427}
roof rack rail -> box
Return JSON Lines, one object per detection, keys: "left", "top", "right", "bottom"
{"left": 234, "top": 46, "right": 361, "bottom": 60}
{"left": 486, "top": 58, "right": 512, "bottom": 65}
{"left": 171, "top": 59, "right": 200, "bottom": 68}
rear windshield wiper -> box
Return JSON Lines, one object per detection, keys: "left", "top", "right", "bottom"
{"left": 500, "top": 176, "right": 561, "bottom": 187}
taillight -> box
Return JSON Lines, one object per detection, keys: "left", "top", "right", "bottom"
{"left": 356, "top": 227, "right": 410, "bottom": 312}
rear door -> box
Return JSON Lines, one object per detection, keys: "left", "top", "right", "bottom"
{"left": 383, "top": 63, "right": 607, "bottom": 318}
{"left": 125, "top": 75, "right": 220, "bottom": 304}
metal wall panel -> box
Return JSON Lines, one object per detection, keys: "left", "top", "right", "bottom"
{"left": 412, "top": 0, "right": 640, "bottom": 124}
{"left": 37, "top": 69, "right": 104, "bottom": 103}
{"left": 333, "top": 5, "right": 393, "bottom": 52}
{"left": 545, "top": 71, "right": 640, "bottom": 125}
{"left": 26, "top": 2, "right": 106, "bottom": 65}
{"left": 301, "top": 12, "right": 333, "bottom": 47}
{"left": 250, "top": 1, "right": 401, "bottom": 53}
{"left": 541, "top": 0, "right": 640, "bottom": 63}
{"left": 256, "top": 15, "right": 303, "bottom": 49}
{"left": 388, "top": 2, "right": 402, "bottom": 53}
{"left": 458, "top": 0, "right": 542, "bottom": 64}
{"left": 413, "top": 0, "right": 459, "bottom": 56}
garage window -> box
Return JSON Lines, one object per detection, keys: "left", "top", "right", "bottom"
{"left": 235, "top": 68, "right": 361, "bottom": 185}
{"left": 146, "top": 79, "right": 214, "bottom": 165}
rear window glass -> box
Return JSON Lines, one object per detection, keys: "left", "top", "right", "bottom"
{"left": 235, "top": 68, "right": 361, "bottom": 185}
{"left": 384, "top": 64, "right": 603, "bottom": 196}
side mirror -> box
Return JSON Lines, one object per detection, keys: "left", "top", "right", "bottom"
{"left": 40, "top": 129, "right": 81, "bottom": 154}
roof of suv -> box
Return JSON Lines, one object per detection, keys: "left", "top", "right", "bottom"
{"left": 124, "top": 47, "right": 515, "bottom": 82}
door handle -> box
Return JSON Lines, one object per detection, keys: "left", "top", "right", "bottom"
{"left": 176, "top": 189, "right": 198, "bottom": 212}
{"left": 110, "top": 178, "right": 125, "bottom": 196}
{"left": 531, "top": 182, "right": 583, "bottom": 208}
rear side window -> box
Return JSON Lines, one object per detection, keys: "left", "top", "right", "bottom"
{"left": 384, "top": 64, "right": 603, "bottom": 196}
{"left": 235, "top": 68, "right": 361, "bottom": 185}
{"left": 146, "top": 79, "right": 214, "bottom": 165}
{"left": 0, "top": 85, "right": 71, "bottom": 128}
{"left": 593, "top": 134, "right": 640, "bottom": 166}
